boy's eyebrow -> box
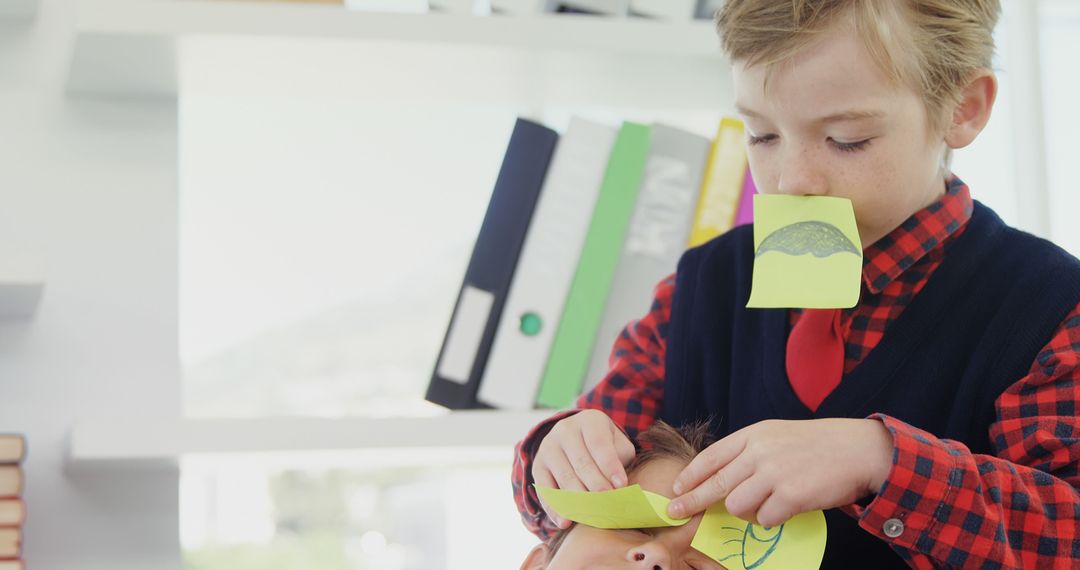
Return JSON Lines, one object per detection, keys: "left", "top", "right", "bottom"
{"left": 735, "top": 103, "right": 886, "bottom": 124}
{"left": 734, "top": 103, "right": 765, "bottom": 119}
{"left": 815, "top": 109, "right": 887, "bottom": 123}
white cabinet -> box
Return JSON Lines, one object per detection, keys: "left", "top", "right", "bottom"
{"left": 68, "top": 0, "right": 723, "bottom": 98}
{"left": 68, "top": 411, "right": 555, "bottom": 468}
{"left": 0, "top": 253, "right": 44, "bottom": 321}
{"left": 0, "top": 0, "right": 36, "bottom": 20}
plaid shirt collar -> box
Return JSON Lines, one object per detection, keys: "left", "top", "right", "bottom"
{"left": 861, "top": 176, "right": 975, "bottom": 295}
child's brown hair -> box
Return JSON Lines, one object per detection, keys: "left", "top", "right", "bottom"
{"left": 715, "top": 0, "right": 1000, "bottom": 135}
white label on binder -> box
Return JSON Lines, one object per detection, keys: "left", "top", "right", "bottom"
{"left": 437, "top": 286, "right": 495, "bottom": 385}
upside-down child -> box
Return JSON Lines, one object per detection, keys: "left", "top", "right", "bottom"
{"left": 520, "top": 421, "right": 730, "bottom": 570}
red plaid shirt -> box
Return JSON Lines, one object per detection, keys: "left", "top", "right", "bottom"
{"left": 512, "top": 178, "right": 1080, "bottom": 568}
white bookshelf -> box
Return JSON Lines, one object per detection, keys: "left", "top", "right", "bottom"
{"left": 0, "top": 253, "right": 45, "bottom": 321}
{"left": 0, "top": 0, "right": 37, "bottom": 20}
{"left": 68, "top": 410, "right": 556, "bottom": 468}
{"left": 68, "top": 0, "right": 724, "bottom": 98}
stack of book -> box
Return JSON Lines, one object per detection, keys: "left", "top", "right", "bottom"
{"left": 427, "top": 115, "right": 755, "bottom": 410}
{"left": 0, "top": 435, "right": 24, "bottom": 570}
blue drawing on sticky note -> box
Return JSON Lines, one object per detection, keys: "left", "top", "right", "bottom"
{"left": 715, "top": 523, "right": 784, "bottom": 569}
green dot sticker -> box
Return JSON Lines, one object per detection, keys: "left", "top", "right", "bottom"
{"left": 520, "top": 312, "right": 542, "bottom": 336}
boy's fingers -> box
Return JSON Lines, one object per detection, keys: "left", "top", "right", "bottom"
{"left": 563, "top": 434, "right": 614, "bottom": 492}
{"left": 612, "top": 425, "right": 636, "bottom": 466}
{"left": 536, "top": 495, "right": 571, "bottom": 529}
{"left": 754, "top": 490, "right": 797, "bottom": 529}
{"left": 581, "top": 421, "right": 628, "bottom": 487}
{"left": 674, "top": 433, "right": 746, "bottom": 495}
{"left": 669, "top": 451, "right": 755, "bottom": 518}
{"left": 533, "top": 464, "right": 555, "bottom": 490}
{"left": 533, "top": 469, "right": 571, "bottom": 528}
{"left": 721, "top": 473, "right": 772, "bottom": 525}
{"left": 548, "top": 448, "right": 588, "bottom": 492}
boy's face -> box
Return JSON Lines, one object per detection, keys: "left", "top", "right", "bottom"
{"left": 521, "top": 457, "right": 728, "bottom": 569}
{"left": 734, "top": 26, "right": 948, "bottom": 248}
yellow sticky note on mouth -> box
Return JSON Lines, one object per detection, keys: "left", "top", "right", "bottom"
{"left": 534, "top": 484, "right": 691, "bottom": 528}
{"left": 691, "top": 505, "right": 827, "bottom": 570}
{"left": 746, "top": 195, "right": 862, "bottom": 309}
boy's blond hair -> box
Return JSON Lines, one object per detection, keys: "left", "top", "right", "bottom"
{"left": 715, "top": 0, "right": 1000, "bottom": 135}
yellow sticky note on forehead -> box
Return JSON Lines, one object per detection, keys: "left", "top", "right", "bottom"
{"left": 747, "top": 195, "right": 863, "bottom": 309}
{"left": 534, "top": 484, "right": 691, "bottom": 528}
{"left": 691, "top": 504, "right": 827, "bottom": 570}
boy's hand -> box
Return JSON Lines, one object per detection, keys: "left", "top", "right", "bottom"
{"left": 532, "top": 409, "right": 636, "bottom": 529}
{"left": 668, "top": 418, "right": 894, "bottom": 528}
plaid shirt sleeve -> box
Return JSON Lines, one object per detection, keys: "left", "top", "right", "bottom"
{"left": 851, "top": 303, "right": 1080, "bottom": 569}
{"left": 511, "top": 273, "right": 675, "bottom": 539}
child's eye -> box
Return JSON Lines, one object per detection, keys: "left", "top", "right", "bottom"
{"left": 747, "top": 133, "right": 778, "bottom": 146}
{"left": 617, "top": 527, "right": 649, "bottom": 538}
{"left": 829, "top": 137, "right": 873, "bottom": 153}
{"left": 623, "top": 527, "right": 655, "bottom": 538}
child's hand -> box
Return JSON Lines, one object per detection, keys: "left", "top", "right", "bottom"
{"left": 667, "top": 418, "right": 894, "bottom": 528}
{"left": 532, "top": 409, "right": 636, "bottom": 529}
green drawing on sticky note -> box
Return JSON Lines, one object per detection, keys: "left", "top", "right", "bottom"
{"left": 747, "top": 194, "right": 863, "bottom": 309}
{"left": 534, "top": 484, "right": 691, "bottom": 528}
{"left": 690, "top": 504, "right": 827, "bottom": 570}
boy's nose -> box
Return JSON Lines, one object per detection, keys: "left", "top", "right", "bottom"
{"left": 776, "top": 146, "right": 828, "bottom": 196}
{"left": 627, "top": 543, "right": 669, "bottom": 569}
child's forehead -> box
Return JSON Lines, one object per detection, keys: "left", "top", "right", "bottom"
{"left": 627, "top": 457, "right": 686, "bottom": 499}
{"left": 722, "top": 1, "right": 924, "bottom": 92}
{"left": 733, "top": 27, "right": 915, "bottom": 120}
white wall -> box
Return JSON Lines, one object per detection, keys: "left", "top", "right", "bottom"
{"left": 0, "top": 1, "right": 181, "bottom": 568}
{"left": 1041, "top": 3, "right": 1080, "bottom": 255}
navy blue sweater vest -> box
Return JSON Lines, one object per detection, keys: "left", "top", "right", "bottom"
{"left": 661, "top": 202, "right": 1080, "bottom": 568}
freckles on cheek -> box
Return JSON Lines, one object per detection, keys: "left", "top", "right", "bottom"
{"left": 747, "top": 164, "right": 777, "bottom": 194}
{"left": 855, "top": 189, "right": 901, "bottom": 239}
{"left": 745, "top": 151, "right": 768, "bottom": 182}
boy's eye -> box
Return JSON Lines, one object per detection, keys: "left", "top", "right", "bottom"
{"left": 747, "top": 133, "right": 873, "bottom": 153}
{"left": 622, "top": 527, "right": 655, "bottom": 537}
{"left": 829, "top": 137, "right": 873, "bottom": 153}
{"left": 747, "top": 133, "right": 777, "bottom": 146}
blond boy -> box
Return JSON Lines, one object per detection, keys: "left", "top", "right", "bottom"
{"left": 513, "top": 1, "right": 1080, "bottom": 568}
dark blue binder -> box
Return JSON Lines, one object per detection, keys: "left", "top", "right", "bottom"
{"left": 426, "top": 118, "right": 559, "bottom": 410}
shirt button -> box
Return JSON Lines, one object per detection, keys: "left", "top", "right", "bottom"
{"left": 883, "top": 518, "right": 905, "bottom": 538}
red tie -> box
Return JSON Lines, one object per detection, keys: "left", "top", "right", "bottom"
{"left": 785, "top": 308, "right": 845, "bottom": 412}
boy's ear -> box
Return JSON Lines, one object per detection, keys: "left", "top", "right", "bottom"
{"left": 944, "top": 69, "right": 998, "bottom": 150}
{"left": 520, "top": 544, "right": 550, "bottom": 570}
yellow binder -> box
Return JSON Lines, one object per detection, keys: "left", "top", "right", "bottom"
{"left": 687, "top": 117, "right": 748, "bottom": 247}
